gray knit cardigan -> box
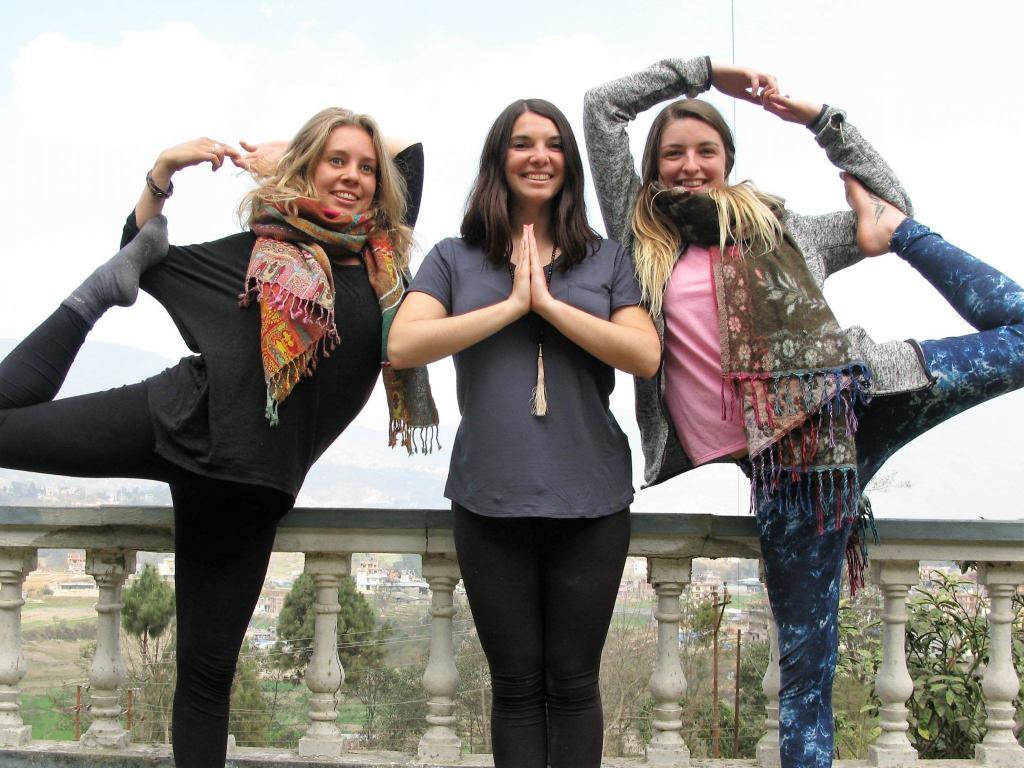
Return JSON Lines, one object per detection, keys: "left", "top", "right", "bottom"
{"left": 583, "top": 56, "right": 933, "bottom": 488}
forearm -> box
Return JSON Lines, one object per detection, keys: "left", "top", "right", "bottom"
{"left": 133, "top": 160, "right": 173, "bottom": 228}
{"left": 389, "top": 297, "right": 526, "bottom": 369}
{"left": 811, "top": 106, "right": 913, "bottom": 216}
{"left": 536, "top": 302, "right": 660, "bottom": 378}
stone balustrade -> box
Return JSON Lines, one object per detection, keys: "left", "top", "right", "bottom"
{"left": 0, "top": 505, "right": 1021, "bottom": 767}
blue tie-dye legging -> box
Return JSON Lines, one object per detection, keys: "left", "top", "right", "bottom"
{"left": 757, "top": 218, "right": 1024, "bottom": 768}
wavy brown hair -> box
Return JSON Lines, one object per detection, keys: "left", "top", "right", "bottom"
{"left": 461, "top": 99, "right": 598, "bottom": 270}
{"left": 241, "top": 107, "right": 413, "bottom": 266}
{"left": 630, "top": 99, "right": 783, "bottom": 316}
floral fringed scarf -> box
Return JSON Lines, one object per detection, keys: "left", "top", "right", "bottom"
{"left": 240, "top": 201, "right": 439, "bottom": 454}
{"left": 662, "top": 190, "right": 874, "bottom": 590}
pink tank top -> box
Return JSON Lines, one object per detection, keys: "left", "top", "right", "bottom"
{"left": 662, "top": 245, "right": 747, "bottom": 465}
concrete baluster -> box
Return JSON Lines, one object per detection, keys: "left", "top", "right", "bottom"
{"left": 298, "top": 553, "right": 350, "bottom": 758}
{"left": 417, "top": 554, "right": 462, "bottom": 762}
{"left": 81, "top": 549, "right": 135, "bottom": 749}
{"left": 868, "top": 560, "right": 919, "bottom": 766}
{"left": 975, "top": 564, "right": 1024, "bottom": 765}
{"left": 0, "top": 548, "right": 37, "bottom": 746}
{"left": 645, "top": 557, "right": 691, "bottom": 766}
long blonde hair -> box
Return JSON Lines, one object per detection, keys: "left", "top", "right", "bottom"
{"left": 630, "top": 99, "right": 783, "bottom": 317}
{"left": 241, "top": 107, "right": 413, "bottom": 266}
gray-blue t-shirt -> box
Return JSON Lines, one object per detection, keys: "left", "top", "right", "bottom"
{"left": 409, "top": 237, "right": 642, "bottom": 518}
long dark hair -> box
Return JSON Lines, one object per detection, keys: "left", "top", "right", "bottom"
{"left": 461, "top": 98, "right": 598, "bottom": 270}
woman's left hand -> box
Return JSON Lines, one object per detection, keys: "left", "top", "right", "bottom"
{"left": 761, "top": 87, "right": 823, "bottom": 127}
{"left": 233, "top": 140, "right": 288, "bottom": 175}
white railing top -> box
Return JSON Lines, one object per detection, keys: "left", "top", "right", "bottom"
{"left": 1, "top": 505, "right": 1022, "bottom": 563}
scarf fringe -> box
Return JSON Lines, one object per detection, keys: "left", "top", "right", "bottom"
{"left": 240, "top": 276, "right": 339, "bottom": 338}
{"left": 725, "top": 364, "right": 872, "bottom": 434}
{"left": 389, "top": 420, "right": 442, "bottom": 456}
{"left": 749, "top": 454, "right": 878, "bottom": 594}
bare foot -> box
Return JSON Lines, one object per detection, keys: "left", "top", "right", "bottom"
{"left": 842, "top": 173, "right": 907, "bottom": 256}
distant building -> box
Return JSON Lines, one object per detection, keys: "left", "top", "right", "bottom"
{"left": 690, "top": 574, "right": 723, "bottom": 604}
{"left": 736, "top": 577, "right": 765, "bottom": 594}
{"left": 157, "top": 556, "right": 176, "bottom": 580}
{"left": 355, "top": 555, "right": 389, "bottom": 594}
{"left": 256, "top": 588, "right": 288, "bottom": 615}
{"left": 52, "top": 580, "right": 99, "bottom": 597}
{"left": 66, "top": 551, "right": 85, "bottom": 574}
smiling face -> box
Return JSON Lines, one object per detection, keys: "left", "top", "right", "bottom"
{"left": 503, "top": 111, "right": 565, "bottom": 209}
{"left": 311, "top": 125, "right": 378, "bottom": 216}
{"left": 656, "top": 116, "right": 728, "bottom": 194}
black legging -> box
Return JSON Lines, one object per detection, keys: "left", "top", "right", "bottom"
{"left": 0, "top": 305, "right": 292, "bottom": 768}
{"left": 453, "top": 504, "right": 630, "bottom": 768}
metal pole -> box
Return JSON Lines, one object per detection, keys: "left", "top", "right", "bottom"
{"left": 734, "top": 628, "right": 742, "bottom": 756}
{"left": 712, "top": 588, "right": 720, "bottom": 757}
{"left": 74, "top": 685, "right": 81, "bottom": 741}
{"left": 712, "top": 586, "right": 729, "bottom": 757}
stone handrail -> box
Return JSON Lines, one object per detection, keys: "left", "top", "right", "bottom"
{"left": 0, "top": 506, "right": 1022, "bottom": 767}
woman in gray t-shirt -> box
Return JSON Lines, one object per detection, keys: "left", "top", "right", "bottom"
{"left": 390, "top": 99, "right": 660, "bottom": 767}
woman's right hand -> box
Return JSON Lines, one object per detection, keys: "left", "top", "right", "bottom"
{"left": 135, "top": 138, "right": 240, "bottom": 229}
{"left": 710, "top": 62, "right": 778, "bottom": 104}
{"left": 507, "top": 225, "right": 533, "bottom": 317}
{"left": 150, "top": 137, "right": 241, "bottom": 187}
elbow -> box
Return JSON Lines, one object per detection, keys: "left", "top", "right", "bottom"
{"left": 635, "top": 356, "right": 660, "bottom": 381}
{"left": 634, "top": 342, "right": 662, "bottom": 380}
{"left": 582, "top": 88, "right": 606, "bottom": 122}
{"left": 387, "top": 335, "right": 415, "bottom": 370}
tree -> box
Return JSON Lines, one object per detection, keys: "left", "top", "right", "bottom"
{"left": 600, "top": 612, "right": 657, "bottom": 757}
{"left": 275, "top": 573, "right": 390, "bottom": 686}
{"left": 229, "top": 642, "right": 272, "bottom": 746}
{"left": 121, "top": 564, "right": 177, "bottom": 744}
{"left": 904, "top": 571, "right": 991, "bottom": 758}
{"left": 455, "top": 630, "right": 493, "bottom": 754}
{"left": 122, "top": 564, "right": 175, "bottom": 659}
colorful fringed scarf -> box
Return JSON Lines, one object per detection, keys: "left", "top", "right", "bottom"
{"left": 240, "top": 201, "right": 438, "bottom": 454}
{"left": 661, "top": 191, "right": 874, "bottom": 589}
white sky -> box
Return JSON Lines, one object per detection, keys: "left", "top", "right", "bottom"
{"left": 2, "top": 0, "right": 1022, "bottom": 519}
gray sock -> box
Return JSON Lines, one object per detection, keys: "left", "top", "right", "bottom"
{"left": 63, "top": 215, "right": 169, "bottom": 326}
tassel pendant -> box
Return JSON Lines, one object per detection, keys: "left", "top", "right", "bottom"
{"left": 531, "top": 342, "right": 548, "bottom": 416}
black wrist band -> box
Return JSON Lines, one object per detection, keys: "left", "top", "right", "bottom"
{"left": 146, "top": 170, "right": 174, "bottom": 199}
{"left": 808, "top": 104, "right": 829, "bottom": 131}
